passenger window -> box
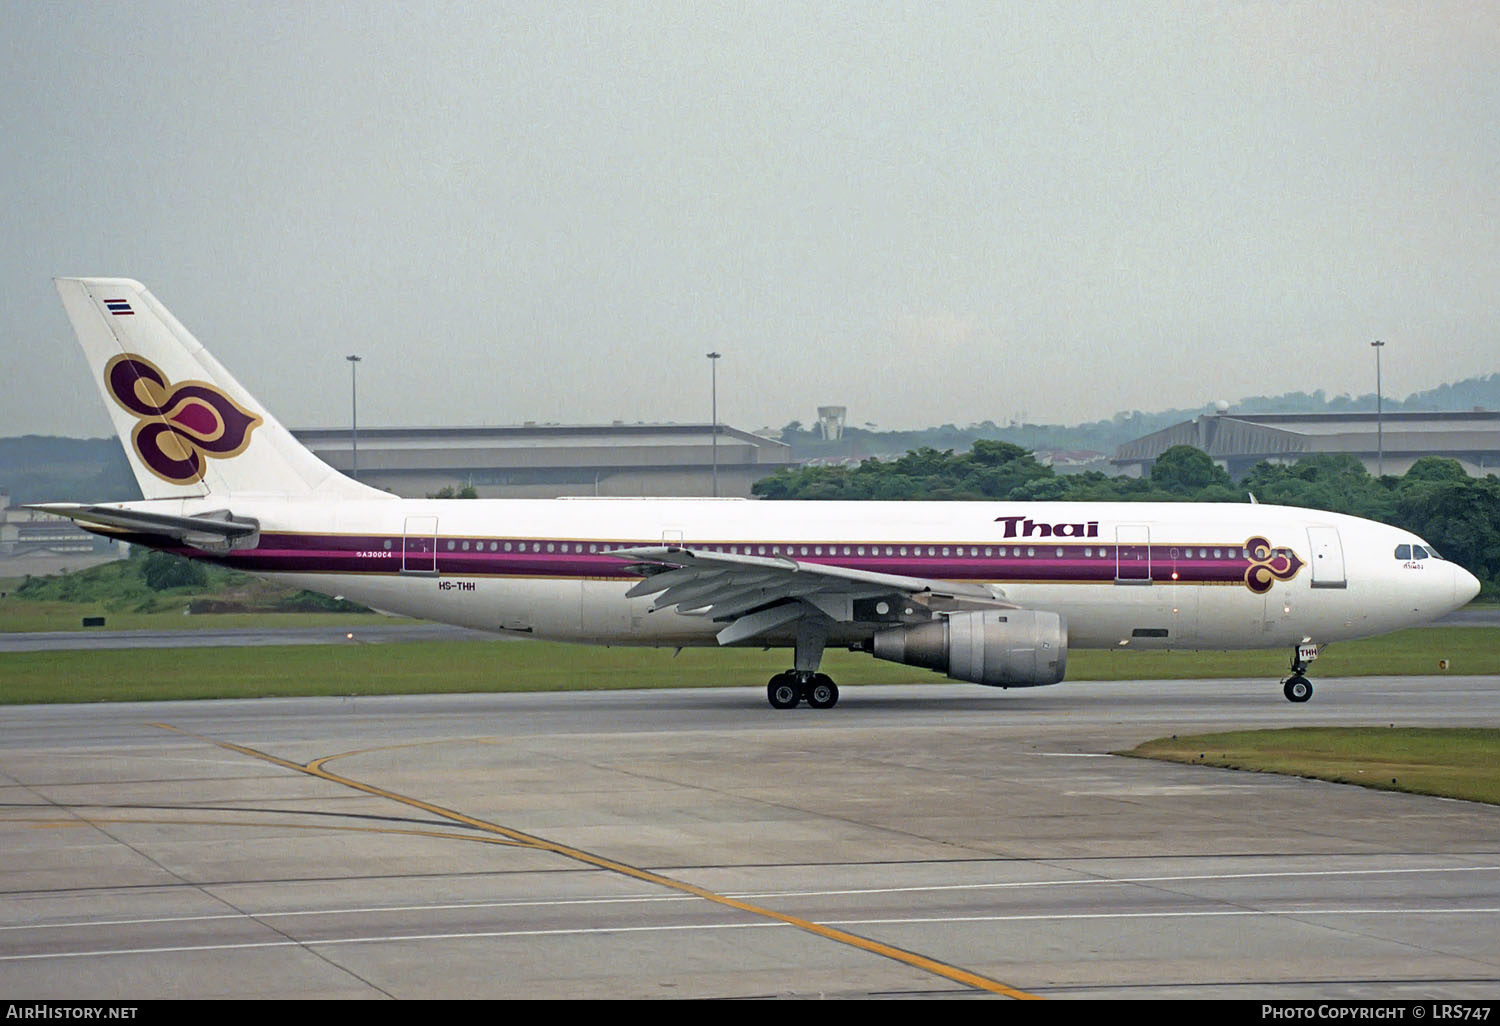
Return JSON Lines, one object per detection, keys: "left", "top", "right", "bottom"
{"left": 1395, "top": 544, "right": 1411, "bottom": 559}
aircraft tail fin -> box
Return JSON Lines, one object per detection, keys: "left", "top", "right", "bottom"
{"left": 54, "top": 277, "right": 387, "bottom": 501}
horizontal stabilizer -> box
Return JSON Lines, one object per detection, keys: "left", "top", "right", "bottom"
{"left": 25, "top": 503, "right": 260, "bottom": 553}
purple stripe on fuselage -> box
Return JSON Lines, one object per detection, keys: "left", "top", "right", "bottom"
{"left": 198, "top": 532, "right": 1273, "bottom": 586}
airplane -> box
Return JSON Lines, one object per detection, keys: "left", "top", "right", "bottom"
{"left": 31, "top": 278, "right": 1482, "bottom": 709}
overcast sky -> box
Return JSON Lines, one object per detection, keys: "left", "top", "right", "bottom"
{"left": 3, "top": 1, "right": 1496, "bottom": 439}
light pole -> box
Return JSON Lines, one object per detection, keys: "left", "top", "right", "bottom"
{"left": 346, "top": 354, "right": 362, "bottom": 480}
{"left": 706, "top": 351, "right": 721, "bottom": 497}
{"left": 1371, "top": 340, "right": 1385, "bottom": 477}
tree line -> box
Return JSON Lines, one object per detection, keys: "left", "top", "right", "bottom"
{"left": 752, "top": 442, "right": 1500, "bottom": 596}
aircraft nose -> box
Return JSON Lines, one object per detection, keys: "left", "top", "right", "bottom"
{"left": 1453, "top": 564, "right": 1481, "bottom": 608}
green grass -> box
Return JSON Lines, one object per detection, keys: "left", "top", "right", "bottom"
{"left": 1065, "top": 627, "right": 1500, "bottom": 679}
{"left": 0, "top": 598, "right": 380, "bottom": 633}
{"left": 0, "top": 559, "right": 364, "bottom": 623}
{"left": 1123, "top": 728, "right": 1500, "bottom": 805}
{"left": 0, "top": 641, "right": 938, "bottom": 704}
{"left": 0, "top": 627, "right": 1495, "bottom": 705}
{"left": 2, "top": 559, "right": 1495, "bottom": 704}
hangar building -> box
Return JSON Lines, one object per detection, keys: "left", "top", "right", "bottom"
{"left": 1113, "top": 410, "right": 1500, "bottom": 480}
{"left": 292, "top": 423, "right": 795, "bottom": 499}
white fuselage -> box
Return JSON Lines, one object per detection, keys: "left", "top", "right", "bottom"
{"left": 149, "top": 496, "right": 1475, "bottom": 654}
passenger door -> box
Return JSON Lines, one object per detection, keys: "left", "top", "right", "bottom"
{"left": 403, "top": 515, "right": 438, "bottom": 574}
{"left": 1306, "top": 526, "right": 1346, "bottom": 589}
{"left": 1115, "top": 524, "right": 1152, "bottom": 584}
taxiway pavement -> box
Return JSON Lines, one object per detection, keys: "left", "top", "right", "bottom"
{"left": 1, "top": 676, "right": 1497, "bottom": 999}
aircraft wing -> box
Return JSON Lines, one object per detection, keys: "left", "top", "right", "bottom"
{"left": 610, "top": 545, "right": 1015, "bottom": 645}
{"left": 24, "top": 503, "right": 260, "bottom": 553}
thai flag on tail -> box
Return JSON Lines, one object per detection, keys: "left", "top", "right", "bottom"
{"left": 104, "top": 299, "right": 133, "bottom": 316}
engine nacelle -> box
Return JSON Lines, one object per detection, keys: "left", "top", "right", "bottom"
{"left": 869, "top": 610, "right": 1068, "bottom": 687}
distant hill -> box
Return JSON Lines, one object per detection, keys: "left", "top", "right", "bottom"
{"left": 0, "top": 436, "right": 139, "bottom": 506}
{"left": 782, "top": 372, "right": 1500, "bottom": 460}
{"left": 1228, "top": 373, "right": 1500, "bottom": 416}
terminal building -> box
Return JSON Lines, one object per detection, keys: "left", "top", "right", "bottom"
{"left": 1113, "top": 410, "right": 1500, "bottom": 480}
{"left": 291, "top": 423, "right": 796, "bottom": 499}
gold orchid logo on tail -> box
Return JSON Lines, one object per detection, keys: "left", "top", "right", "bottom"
{"left": 104, "top": 354, "right": 263, "bottom": 485}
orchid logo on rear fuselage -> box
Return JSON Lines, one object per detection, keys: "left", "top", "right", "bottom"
{"left": 104, "top": 354, "right": 263, "bottom": 485}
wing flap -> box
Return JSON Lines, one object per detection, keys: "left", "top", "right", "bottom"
{"left": 609, "top": 544, "right": 1016, "bottom": 644}
{"left": 715, "top": 603, "right": 804, "bottom": 646}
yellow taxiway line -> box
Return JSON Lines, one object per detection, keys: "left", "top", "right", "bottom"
{"left": 151, "top": 722, "right": 1040, "bottom": 999}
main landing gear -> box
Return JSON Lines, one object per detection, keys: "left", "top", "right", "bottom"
{"left": 768, "top": 612, "right": 840, "bottom": 708}
{"left": 767, "top": 671, "right": 840, "bottom": 710}
{"left": 766, "top": 617, "right": 839, "bottom": 709}
{"left": 1282, "top": 649, "right": 1314, "bottom": 703}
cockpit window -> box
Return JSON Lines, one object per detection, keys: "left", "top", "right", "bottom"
{"left": 1395, "top": 544, "right": 1411, "bottom": 560}
{"left": 1412, "top": 545, "right": 1429, "bottom": 560}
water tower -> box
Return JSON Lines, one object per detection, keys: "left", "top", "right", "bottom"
{"left": 816, "top": 406, "right": 847, "bottom": 442}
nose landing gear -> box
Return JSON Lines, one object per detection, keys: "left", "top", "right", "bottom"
{"left": 1282, "top": 647, "right": 1315, "bottom": 703}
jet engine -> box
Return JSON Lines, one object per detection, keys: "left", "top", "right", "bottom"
{"left": 867, "top": 609, "right": 1067, "bottom": 687}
